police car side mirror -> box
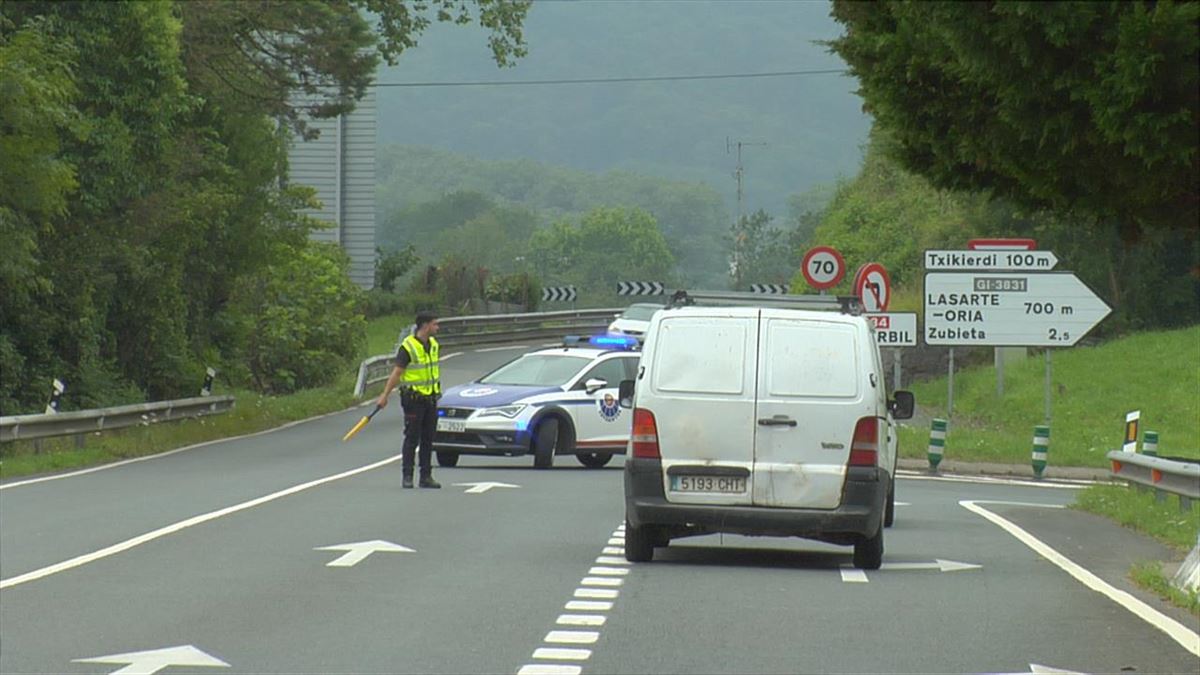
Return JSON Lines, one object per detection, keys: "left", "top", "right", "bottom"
{"left": 889, "top": 391, "right": 915, "bottom": 420}
{"left": 618, "top": 380, "right": 635, "bottom": 408}
{"left": 585, "top": 378, "right": 608, "bottom": 395}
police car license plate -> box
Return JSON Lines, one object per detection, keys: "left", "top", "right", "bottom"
{"left": 437, "top": 419, "right": 466, "bottom": 433}
{"left": 672, "top": 476, "right": 746, "bottom": 493}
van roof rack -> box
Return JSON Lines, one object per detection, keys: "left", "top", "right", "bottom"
{"left": 667, "top": 289, "right": 863, "bottom": 314}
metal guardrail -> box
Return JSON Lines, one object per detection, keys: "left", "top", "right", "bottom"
{"left": 0, "top": 396, "right": 236, "bottom": 443}
{"left": 1107, "top": 450, "right": 1200, "bottom": 508}
{"left": 353, "top": 308, "right": 621, "bottom": 397}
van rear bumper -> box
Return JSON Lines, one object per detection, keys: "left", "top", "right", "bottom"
{"left": 624, "top": 458, "right": 887, "bottom": 543}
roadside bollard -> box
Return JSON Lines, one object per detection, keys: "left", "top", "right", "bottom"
{"left": 1031, "top": 425, "right": 1050, "bottom": 479}
{"left": 928, "top": 418, "right": 947, "bottom": 473}
{"left": 1142, "top": 431, "right": 1158, "bottom": 457}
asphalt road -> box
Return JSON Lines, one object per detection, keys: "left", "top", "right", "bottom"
{"left": 2, "top": 343, "right": 1197, "bottom": 675}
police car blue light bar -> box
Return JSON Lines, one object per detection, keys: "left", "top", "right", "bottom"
{"left": 589, "top": 335, "right": 639, "bottom": 349}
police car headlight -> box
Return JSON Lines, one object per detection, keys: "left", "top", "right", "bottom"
{"left": 476, "top": 404, "right": 527, "bottom": 419}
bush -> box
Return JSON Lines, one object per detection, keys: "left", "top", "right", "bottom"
{"left": 485, "top": 271, "right": 541, "bottom": 310}
{"left": 231, "top": 242, "right": 366, "bottom": 394}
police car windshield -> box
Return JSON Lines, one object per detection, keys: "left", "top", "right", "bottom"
{"left": 478, "top": 354, "right": 590, "bottom": 386}
{"left": 620, "top": 304, "right": 660, "bottom": 321}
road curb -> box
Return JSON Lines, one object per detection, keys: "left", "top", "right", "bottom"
{"left": 897, "top": 457, "right": 1111, "bottom": 482}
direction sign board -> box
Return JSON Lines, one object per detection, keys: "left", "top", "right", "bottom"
{"left": 854, "top": 262, "right": 892, "bottom": 312}
{"left": 867, "top": 312, "right": 918, "bottom": 347}
{"left": 800, "top": 246, "right": 845, "bottom": 290}
{"left": 924, "top": 272, "right": 1111, "bottom": 346}
{"left": 925, "top": 250, "right": 1058, "bottom": 271}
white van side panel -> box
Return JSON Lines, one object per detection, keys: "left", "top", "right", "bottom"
{"left": 646, "top": 312, "right": 757, "bottom": 506}
{"left": 753, "top": 315, "right": 870, "bottom": 509}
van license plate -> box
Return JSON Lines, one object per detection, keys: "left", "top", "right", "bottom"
{"left": 437, "top": 419, "right": 466, "bottom": 433}
{"left": 672, "top": 476, "right": 746, "bottom": 493}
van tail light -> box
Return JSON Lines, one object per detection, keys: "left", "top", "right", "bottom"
{"left": 631, "top": 408, "right": 661, "bottom": 459}
{"left": 848, "top": 417, "right": 879, "bottom": 467}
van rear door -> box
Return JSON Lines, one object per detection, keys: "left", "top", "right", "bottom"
{"left": 647, "top": 310, "right": 758, "bottom": 506}
{"left": 752, "top": 311, "right": 865, "bottom": 509}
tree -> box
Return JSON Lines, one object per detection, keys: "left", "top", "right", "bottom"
{"left": 828, "top": 1, "right": 1199, "bottom": 242}
{"left": 729, "top": 210, "right": 796, "bottom": 290}
{"left": 178, "top": 0, "right": 529, "bottom": 138}
{"left": 528, "top": 207, "right": 676, "bottom": 301}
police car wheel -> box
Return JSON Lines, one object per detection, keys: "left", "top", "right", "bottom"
{"left": 436, "top": 451, "right": 459, "bottom": 468}
{"left": 533, "top": 418, "right": 559, "bottom": 469}
{"left": 576, "top": 452, "right": 612, "bottom": 469}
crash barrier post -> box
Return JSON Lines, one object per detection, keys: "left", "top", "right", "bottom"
{"left": 1031, "top": 425, "right": 1049, "bottom": 479}
{"left": 928, "top": 418, "right": 946, "bottom": 472}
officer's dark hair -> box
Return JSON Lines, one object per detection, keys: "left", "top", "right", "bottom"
{"left": 414, "top": 311, "right": 438, "bottom": 329}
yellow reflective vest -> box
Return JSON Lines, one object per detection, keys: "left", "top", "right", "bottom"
{"left": 400, "top": 334, "right": 440, "bottom": 396}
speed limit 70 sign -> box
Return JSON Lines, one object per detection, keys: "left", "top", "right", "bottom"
{"left": 801, "top": 246, "right": 846, "bottom": 290}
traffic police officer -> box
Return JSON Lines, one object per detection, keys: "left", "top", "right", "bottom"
{"left": 377, "top": 311, "right": 442, "bottom": 489}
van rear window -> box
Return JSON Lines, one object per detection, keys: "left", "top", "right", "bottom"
{"left": 762, "top": 320, "right": 860, "bottom": 398}
{"left": 652, "top": 319, "right": 749, "bottom": 395}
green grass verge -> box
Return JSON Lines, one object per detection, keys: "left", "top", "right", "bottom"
{"left": 1073, "top": 483, "right": 1200, "bottom": 617}
{"left": 898, "top": 325, "right": 1200, "bottom": 469}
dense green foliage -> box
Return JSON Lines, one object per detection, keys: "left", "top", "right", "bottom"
{"left": 829, "top": 1, "right": 1199, "bottom": 242}
{"left": 377, "top": 145, "right": 731, "bottom": 289}
{"left": 0, "top": 2, "right": 527, "bottom": 415}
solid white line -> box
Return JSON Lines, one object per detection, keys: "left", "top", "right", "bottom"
{"left": 441, "top": 352, "right": 462, "bottom": 361}
{"left": 0, "top": 402, "right": 375, "bottom": 490}
{"left": 532, "top": 648, "right": 592, "bottom": 661}
{"left": 595, "top": 556, "right": 631, "bottom": 565}
{"left": 545, "top": 631, "right": 599, "bottom": 645}
{"left": 518, "top": 665, "right": 582, "bottom": 675}
{"left": 574, "top": 588, "right": 618, "bottom": 599}
{"left": 587, "top": 566, "right": 629, "bottom": 576}
{"left": 601, "top": 547, "right": 624, "bottom": 556}
{"left": 897, "top": 471, "right": 1092, "bottom": 490}
{"left": 840, "top": 567, "right": 869, "bottom": 583}
{"left": 557, "top": 614, "right": 607, "bottom": 626}
{"left": 565, "top": 600, "right": 613, "bottom": 611}
{"left": 961, "top": 500, "right": 1200, "bottom": 656}
{"left": 474, "top": 345, "right": 530, "bottom": 353}
{"left": 581, "top": 577, "right": 623, "bottom": 587}
{"left": 0, "top": 454, "right": 404, "bottom": 590}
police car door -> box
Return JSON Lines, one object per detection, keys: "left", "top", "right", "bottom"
{"left": 569, "top": 357, "right": 632, "bottom": 453}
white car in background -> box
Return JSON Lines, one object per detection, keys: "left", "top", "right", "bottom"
{"left": 607, "top": 303, "right": 662, "bottom": 341}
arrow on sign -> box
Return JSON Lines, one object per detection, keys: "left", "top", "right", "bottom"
{"left": 314, "top": 540, "right": 414, "bottom": 567}
{"left": 453, "top": 481, "right": 521, "bottom": 494}
{"left": 73, "top": 645, "right": 230, "bottom": 675}
{"left": 840, "top": 559, "right": 981, "bottom": 582}
{"left": 617, "top": 281, "right": 665, "bottom": 296}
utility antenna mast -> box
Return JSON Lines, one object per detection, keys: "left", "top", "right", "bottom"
{"left": 727, "top": 137, "right": 767, "bottom": 289}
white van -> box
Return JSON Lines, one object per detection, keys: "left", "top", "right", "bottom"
{"left": 620, "top": 293, "right": 914, "bottom": 569}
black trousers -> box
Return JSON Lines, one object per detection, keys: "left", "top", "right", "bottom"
{"left": 401, "top": 390, "right": 437, "bottom": 474}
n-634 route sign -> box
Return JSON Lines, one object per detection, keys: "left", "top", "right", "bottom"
{"left": 924, "top": 272, "right": 1111, "bottom": 346}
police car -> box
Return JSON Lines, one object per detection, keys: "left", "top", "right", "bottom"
{"left": 433, "top": 336, "right": 640, "bottom": 469}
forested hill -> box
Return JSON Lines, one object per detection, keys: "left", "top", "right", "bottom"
{"left": 376, "top": 145, "right": 732, "bottom": 288}
{"left": 376, "top": 0, "right": 870, "bottom": 219}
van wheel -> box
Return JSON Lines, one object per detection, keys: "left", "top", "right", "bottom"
{"left": 577, "top": 452, "right": 612, "bottom": 468}
{"left": 436, "top": 451, "right": 459, "bottom": 468}
{"left": 625, "top": 520, "right": 654, "bottom": 562}
{"left": 853, "top": 526, "right": 884, "bottom": 570}
{"left": 884, "top": 476, "right": 896, "bottom": 528}
{"left": 533, "top": 418, "right": 559, "bottom": 469}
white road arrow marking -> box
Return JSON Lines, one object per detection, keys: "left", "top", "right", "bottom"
{"left": 453, "top": 481, "right": 521, "bottom": 494}
{"left": 988, "top": 664, "right": 1088, "bottom": 675}
{"left": 73, "top": 645, "right": 229, "bottom": 675}
{"left": 881, "top": 559, "right": 982, "bottom": 572}
{"left": 314, "top": 540, "right": 414, "bottom": 567}
{"left": 840, "top": 559, "right": 981, "bottom": 582}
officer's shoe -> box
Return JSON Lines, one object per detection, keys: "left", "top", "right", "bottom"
{"left": 418, "top": 473, "right": 441, "bottom": 489}
{"left": 402, "top": 474, "right": 414, "bottom": 489}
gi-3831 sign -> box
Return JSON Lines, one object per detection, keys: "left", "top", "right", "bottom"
{"left": 923, "top": 272, "right": 1111, "bottom": 346}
